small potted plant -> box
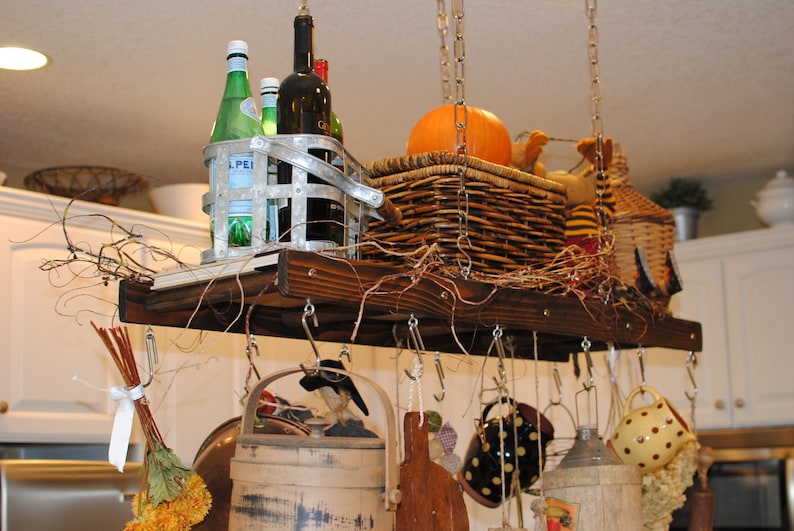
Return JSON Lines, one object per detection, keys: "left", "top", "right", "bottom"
{"left": 650, "top": 177, "right": 714, "bottom": 241}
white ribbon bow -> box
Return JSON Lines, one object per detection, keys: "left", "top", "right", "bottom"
{"left": 108, "top": 384, "right": 145, "bottom": 473}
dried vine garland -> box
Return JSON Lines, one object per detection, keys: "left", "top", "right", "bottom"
{"left": 37, "top": 198, "right": 186, "bottom": 285}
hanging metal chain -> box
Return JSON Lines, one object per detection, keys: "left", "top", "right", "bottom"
{"left": 437, "top": 0, "right": 452, "bottom": 103}
{"left": 451, "top": 0, "right": 472, "bottom": 277}
{"left": 585, "top": 0, "right": 609, "bottom": 244}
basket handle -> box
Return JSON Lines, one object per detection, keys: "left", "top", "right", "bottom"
{"left": 249, "top": 135, "right": 402, "bottom": 226}
{"left": 240, "top": 366, "right": 402, "bottom": 512}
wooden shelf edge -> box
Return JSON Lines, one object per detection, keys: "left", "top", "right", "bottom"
{"left": 118, "top": 249, "right": 702, "bottom": 360}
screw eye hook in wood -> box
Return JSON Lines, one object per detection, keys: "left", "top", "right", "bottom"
{"left": 433, "top": 351, "right": 446, "bottom": 402}
{"left": 404, "top": 315, "right": 425, "bottom": 381}
{"left": 300, "top": 300, "right": 322, "bottom": 377}
{"left": 581, "top": 336, "right": 595, "bottom": 391}
{"left": 685, "top": 351, "right": 699, "bottom": 402}
{"left": 142, "top": 324, "right": 159, "bottom": 388}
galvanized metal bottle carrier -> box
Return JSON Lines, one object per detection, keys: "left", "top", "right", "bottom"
{"left": 202, "top": 134, "right": 398, "bottom": 264}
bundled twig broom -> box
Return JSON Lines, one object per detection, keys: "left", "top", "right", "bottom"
{"left": 92, "top": 323, "right": 211, "bottom": 531}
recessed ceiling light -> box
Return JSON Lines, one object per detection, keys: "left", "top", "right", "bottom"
{"left": 0, "top": 47, "right": 49, "bottom": 71}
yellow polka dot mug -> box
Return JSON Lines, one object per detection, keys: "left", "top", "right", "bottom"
{"left": 457, "top": 398, "right": 554, "bottom": 507}
{"left": 608, "top": 385, "right": 695, "bottom": 472}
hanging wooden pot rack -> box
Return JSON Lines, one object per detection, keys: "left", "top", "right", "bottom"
{"left": 118, "top": 249, "right": 701, "bottom": 362}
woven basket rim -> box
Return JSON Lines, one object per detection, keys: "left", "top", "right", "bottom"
{"left": 367, "top": 151, "right": 566, "bottom": 196}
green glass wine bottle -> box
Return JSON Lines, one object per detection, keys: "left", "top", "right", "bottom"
{"left": 260, "top": 77, "right": 279, "bottom": 242}
{"left": 210, "top": 40, "right": 263, "bottom": 248}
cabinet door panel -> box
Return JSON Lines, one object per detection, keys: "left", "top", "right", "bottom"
{"left": 723, "top": 248, "right": 794, "bottom": 427}
{"left": 0, "top": 219, "right": 121, "bottom": 442}
{"left": 646, "top": 257, "right": 733, "bottom": 430}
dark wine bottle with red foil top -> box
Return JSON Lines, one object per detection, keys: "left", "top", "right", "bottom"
{"left": 277, "top": 11, "right": 344, "bottom": 245}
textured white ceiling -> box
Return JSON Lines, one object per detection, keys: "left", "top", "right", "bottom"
{"left": 1, "top": 0, "right": 793, "bottom": 195}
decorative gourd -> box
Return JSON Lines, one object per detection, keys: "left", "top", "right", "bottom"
{"left": 406, "top": 104, "right": 512, "bottom": 166}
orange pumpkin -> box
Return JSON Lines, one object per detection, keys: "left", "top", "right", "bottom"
{"left": 406, "top": 104, "right": 512, "bottom": 166}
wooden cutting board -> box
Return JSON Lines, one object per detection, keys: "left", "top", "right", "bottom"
{"left": 396, "top": 412, "right": 469, "bottom": 531}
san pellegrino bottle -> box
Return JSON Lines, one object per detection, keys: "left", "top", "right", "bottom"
{"left": 260, "top": 77, "right": 279, "bottom": 136}
{"left": 260, "top": 77, "right": 279, "bottom": 242}
{"left": 210, "top": 40, "right": 263, "bottom": 248}
{"left": 277, "top": 10, "right": 344, "bottom": 246}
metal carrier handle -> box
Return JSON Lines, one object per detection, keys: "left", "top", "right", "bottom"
{"left": 249, "top": 135, "right": 402, "bottom": 226}
{"left": 240, "top": 366, "right": 402, "bottom": 512}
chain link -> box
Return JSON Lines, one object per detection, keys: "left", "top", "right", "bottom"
{"left": 586, "top": 0, "right": 603, "bottom": 141}
{"left": 451, "top": 0, "right": 472, "bottom": 277}
{"left": 585, "top": 0, "right": 611, "bottom": 250}
{"left": 437, "top": 0, "right": 452, "bottom": 103}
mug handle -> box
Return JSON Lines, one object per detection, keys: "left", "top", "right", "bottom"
{"left": 623, "top": 385, "right": 663, "bottom": 416}
{"left": 480, "top": 396, "right": 516, "bottom": 425}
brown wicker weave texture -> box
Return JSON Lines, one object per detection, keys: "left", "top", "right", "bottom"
{"left": 364, "top": 151, "right": 568, "bottom": 275}
{"left": 609, "top": 152, "right": 675, "bottom": 294}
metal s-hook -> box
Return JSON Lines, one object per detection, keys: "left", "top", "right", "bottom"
{"left": 404, "top": 315, "right": 425, "bottom": 380}
{"left": 142, "top": 324, "right": 159, "bottom": 388}
{"left": 338, "top": 344, "right": 351, "bottom": 364}
{"left": 685, "top": 351, "right": 699, "bottom": 402}
{"left": 581, "top": 336, "right": 595, "bottom": 391}
{"left": 490, "top": 325, "right": 508, "bottom": 385}
{"left": 300, "top": 300, "right": 322, "bottom": 376}
{"left": 636, "top": 344, "right": 647, "bottom": 390}
{"left": 433, "top": 351, "right": 446, "bottom": 402}
{"left": 550, "top": 364, "right": 564, "bottom": 406}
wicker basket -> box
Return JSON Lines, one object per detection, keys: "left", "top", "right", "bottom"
{"left": 23, "top": 165, "right": 149, "bottom": 206}
{"left": 609, "top": 149, "right": 676, "bottom": 296}
{"left": 363, "top": 151, "right": 567, "bottom": 275}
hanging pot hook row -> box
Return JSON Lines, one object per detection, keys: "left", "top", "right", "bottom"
{"left": 433, "top": 351, "right": 446, "bottom": 402}
{"left": 685, "top": 350, "right": 699, "bottom": 402}
{"left": 141, "top": 324, "right": 159, "bottom": 388}
{"left": 404, "top": 314, "right": 425, "bottom": 380}
{"left": 581, "top": 336, "right": 595, "bottom": 391}
{"left": 300, "top": 300, "right": 322, "bottom": 376}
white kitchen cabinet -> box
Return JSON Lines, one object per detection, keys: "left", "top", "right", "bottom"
{"left": 644, "top": 226, "right": 794, "bottom": 430}
{"left": 0, "top": 187, "right": 244, "bottom": 462}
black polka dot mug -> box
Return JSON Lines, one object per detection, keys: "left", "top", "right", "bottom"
{"left": 457, "top": 398, "right": 554, "bottom": 508}
{"left": 608, "top": 385, "right": 695, "bottom": 472}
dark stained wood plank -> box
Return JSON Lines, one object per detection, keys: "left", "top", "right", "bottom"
{"left": 278, "top": 250, "right": 702, "bottom": 352}
{"left": 118, "top": 249, "right": 701, "bottom": 361}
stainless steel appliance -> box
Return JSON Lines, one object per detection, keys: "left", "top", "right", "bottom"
{"left": 0, "top": 460, "right": 143, "bottom": 531}
{"left": 671, "top": 426, "right": 794, "bottom": 530}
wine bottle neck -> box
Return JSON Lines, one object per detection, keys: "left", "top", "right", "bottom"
{"left": 293, "top": 14, "right": 314, "bottom": 72}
